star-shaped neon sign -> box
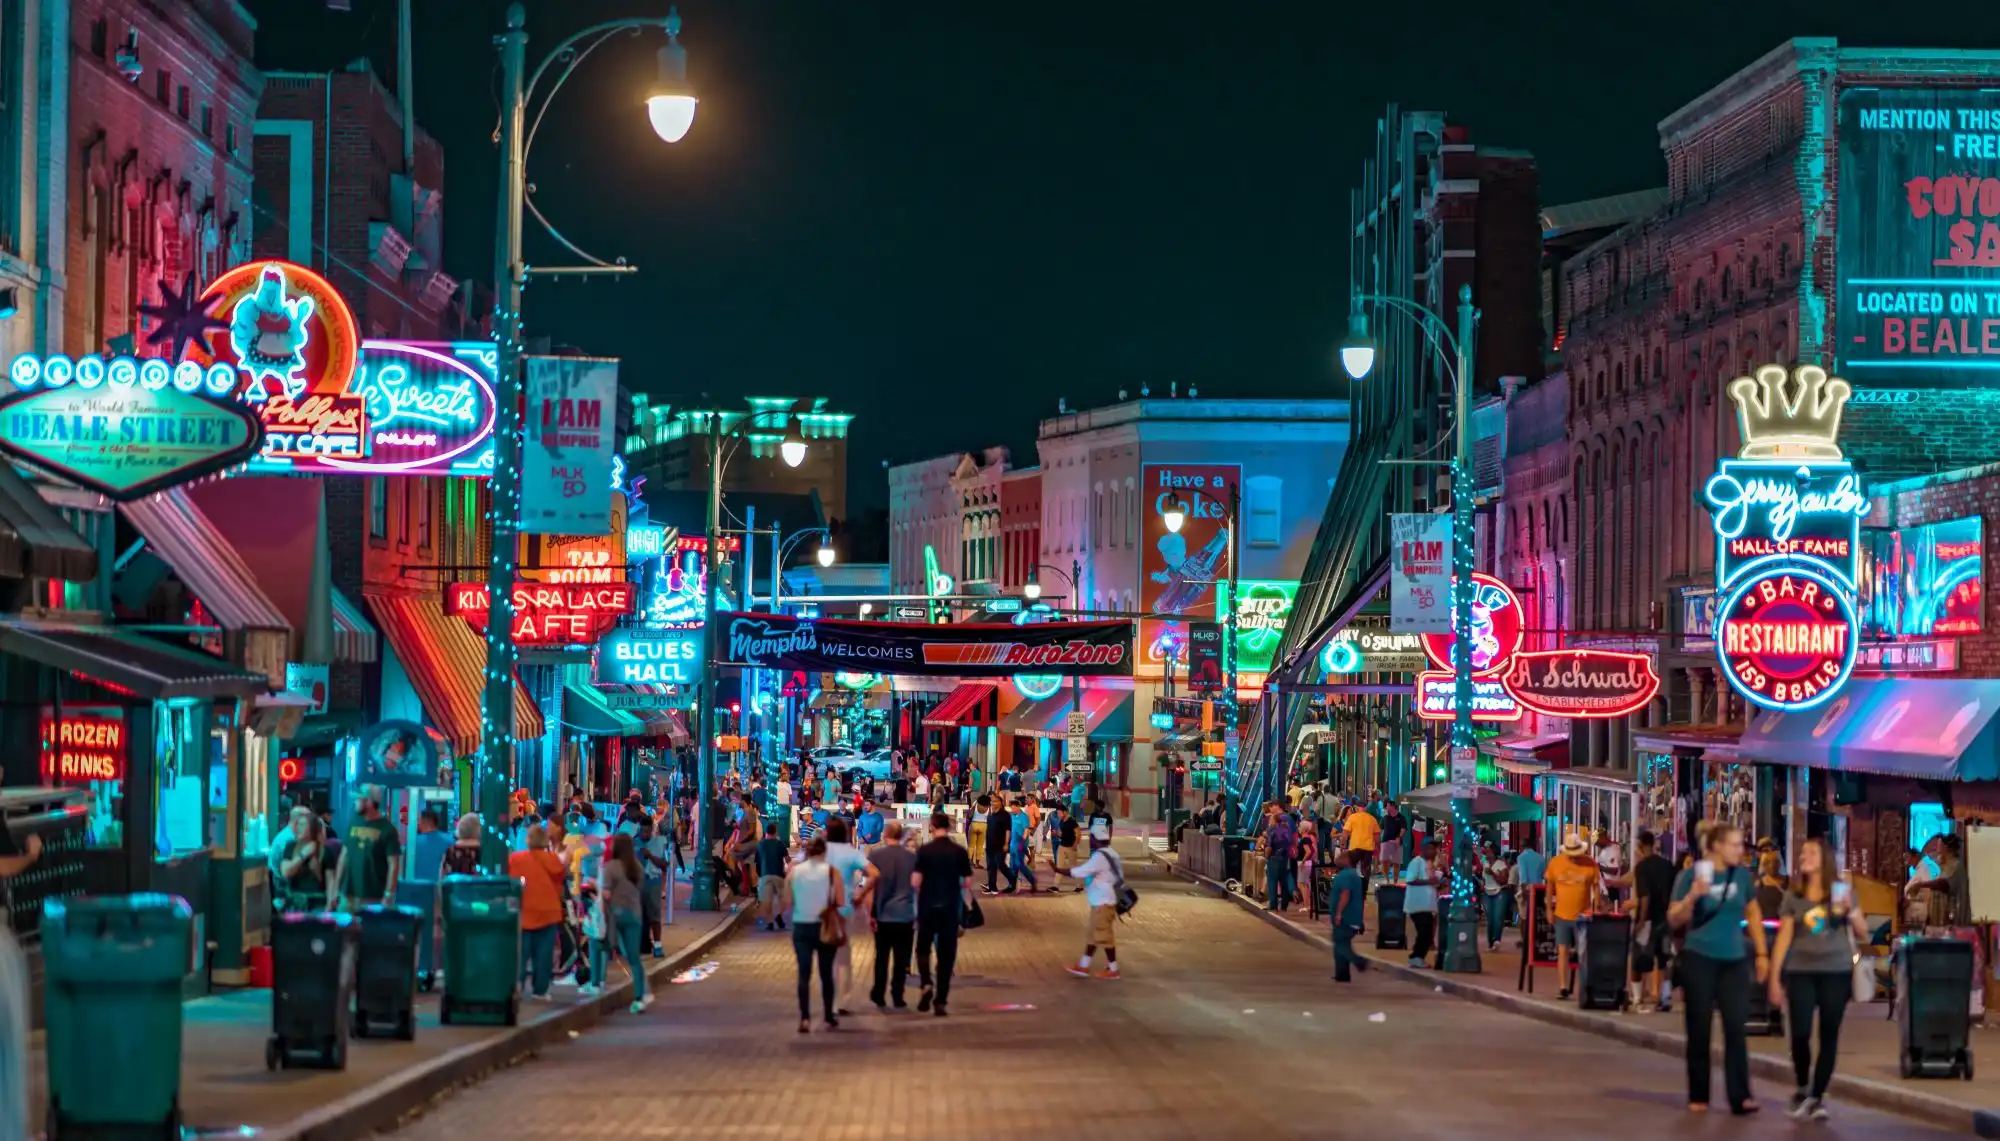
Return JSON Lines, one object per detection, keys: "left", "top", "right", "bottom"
{"left": 139, "top": 272, "right": 228, "bottom": 364}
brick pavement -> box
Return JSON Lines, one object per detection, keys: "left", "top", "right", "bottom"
{"left": 387, "top": 852, "right": 1946, "bottom": 1140}
{"left": 23, "top": 878, "right": 740, "bottom": 1139}
{"left": 1171, "top": 852, "right": 2000, "bottom": 1133}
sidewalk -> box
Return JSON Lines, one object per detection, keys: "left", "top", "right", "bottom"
{"left": 1162, "top": 852, "right": 2000, "bottom": 1136}
{"left": 24, "top": 878, "right": 752, "bottom": 1141}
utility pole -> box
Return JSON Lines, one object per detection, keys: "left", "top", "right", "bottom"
{"left": 1440, "top": 283, "right": 1483, "bottom": 974}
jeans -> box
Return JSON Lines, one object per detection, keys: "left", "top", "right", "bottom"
{"left": 871, "top": 920, "right": 915, "bottom": 1005}
{"left": 1785, "top": 971, "right": 1852, "bottom": 1099}
{"left": 521, "top": 923, "right": 558, "bottom": 997}
{"left": 916, "top": 907, "right": 960, "bottom": 1006}
{"left": 1332, "top": 923, "right": 1362, "bottom": 981}
{"left": 987, "top": 850, "right": 1016, "bottom": 891}
{"left": 1009, "top": 847, "right": 1038, "bottom": 891}
{"left": 1484, "top": 892, "right": 1511, "bottom": 946}
{"left": 1409, "top": 911, "right": 1437, "bottom": 963}
{"left": 1680, "top": 950, "right": 1753, "bottom": 1108}
{"left": 791, "top": 923, "right": 838, "bottom": 1021}
{"left": 590, "top": 910, "right": 648, "bottom": 1002}
{"left": 1266, "top": 859, "right": 1296, "bottom": 909}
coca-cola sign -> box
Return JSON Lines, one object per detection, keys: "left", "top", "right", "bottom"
{"left": 1500, "top": 649, "right": 1660, "bottom": 720}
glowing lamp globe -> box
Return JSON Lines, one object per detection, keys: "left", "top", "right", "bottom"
{"left": 646, "top": 93, "right": 698, "bottom": 144}
{"left": 1339, "top": 310, "right": 1375, "bottom": 380}
{"left": 1024, "top": 579, "right": 1042, "bottom": 600}
{"left": 816, "top": 543, "right": 836, "bottom": 568}
{"left": 780, "top": 436, "right": 807, "bottom": 468}
{"left": 1162, "top": 496, "right": 1187, "bottom": 535}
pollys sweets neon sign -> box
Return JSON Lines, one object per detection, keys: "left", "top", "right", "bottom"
{"left": 1704, "top": 365, "right": 1864, "bottom": 713}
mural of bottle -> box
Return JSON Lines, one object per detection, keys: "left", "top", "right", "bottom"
{"left": 1154, "top": 528, "right": 1230, "bottom": 614}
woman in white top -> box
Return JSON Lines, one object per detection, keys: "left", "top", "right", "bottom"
{"left": 818, "top": 817, "right": 873, "bottom": 1014}
{"left": 785, "top": 833, "right": 846, "bottom": 1033}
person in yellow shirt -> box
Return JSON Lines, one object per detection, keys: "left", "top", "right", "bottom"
{"left": 1343, "top": 805, "right": 1381, "bottom": 885}
{"left": 1546, "top": 832, "right": 1602, "bottom": 1000}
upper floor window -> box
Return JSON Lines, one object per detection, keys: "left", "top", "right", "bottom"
{"left": 417, "top": 477, "right": 432, "bottom": 549}
{"left": 369, "top": 478, "right": 387, "bottom": 538}
{"left": 1246, "top": 476, "right": 1283, "bottom": 547}
{"left": 397, "top": 479, "right": 412, "bottom": 544}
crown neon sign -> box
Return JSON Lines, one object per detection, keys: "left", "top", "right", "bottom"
{"left": 1704, "top": 365, "right": 1864, "bottom": 713}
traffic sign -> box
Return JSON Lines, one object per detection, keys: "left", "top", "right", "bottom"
{"left": 1066, "top": 711, "right": 1088, "bottom": 737}
{"left": 983, "top": 598, "right": 1023, "bottom": 614}
{"left": 1189, "top": 759, "right": 1223, "bottom": 773}
{"left": 1450, "top": 744, "right": 1478, "bottom": 795}
{"left": 1065, "top": 761, "right": 1095, "bottom": 776}
{"left": 892, "top": 604, "right": 928, "bottom": 621}
{"left": 1065, "top": 734, "right": 1087, "bottom": 762}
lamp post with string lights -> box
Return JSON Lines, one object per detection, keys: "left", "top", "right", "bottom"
{"left": 479, "top": 4, "right": 699, "bottom": 863}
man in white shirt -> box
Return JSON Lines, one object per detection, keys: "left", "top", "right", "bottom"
{"left": 1064, "top": 824, "right": 1126, "bottom": 980}
{"left": 913, "top": 770, "right": 931, "bottom": 803}
{"left": 1402, "top": 838, "right": 1440, "bottom": 969}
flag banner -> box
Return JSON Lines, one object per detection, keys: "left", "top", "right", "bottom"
{"left": 522, "top": 355, "right": 617, "bottom": 535}
{"left": 1391, "top": 512, "right": 1452, "bottom": 633}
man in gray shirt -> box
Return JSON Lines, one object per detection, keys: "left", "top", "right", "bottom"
{"left": 862, "top": 820, "right": 920, "bottom": 1009}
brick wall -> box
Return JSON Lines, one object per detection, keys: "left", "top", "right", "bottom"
{"left": 1873, "top": 463, "right": 2000, "bottom": 678}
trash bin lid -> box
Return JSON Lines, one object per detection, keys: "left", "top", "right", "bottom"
{"left": 43, "top": 892, "right": 193, "bottom": 929}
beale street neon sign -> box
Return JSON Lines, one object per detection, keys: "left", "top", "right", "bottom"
{"left": 445, "top": 581, "right": 634, "bottom": 645}
{"left": 1704, "top": 365, "right": 1864, "bottom": 713}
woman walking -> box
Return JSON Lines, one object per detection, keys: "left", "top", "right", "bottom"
{"left": 593, "top": 833, "right": 653, "bottom": 1014}
{"left": 819, "top": 817, "right": 872, "bottom": 1013}
{"left": 786, "top": 832, "right": 845, "bottom": 1032}
{"left": 1667, "top": 821, "right": 1770, "bottom": 1116}
{"left": 509, "top": 825, "right": 568, "bottom": 1000}
{"left": 1769, "top": 837, "right": 1869, "bottom": 1121}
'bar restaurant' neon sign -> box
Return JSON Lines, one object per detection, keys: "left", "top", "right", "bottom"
{"left": 1704, "top": 365, "right": 1865, "bottom": 713}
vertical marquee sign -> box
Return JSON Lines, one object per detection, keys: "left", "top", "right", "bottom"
{"left": 1703, "top": 365, "right": 1866, "bottom": 712}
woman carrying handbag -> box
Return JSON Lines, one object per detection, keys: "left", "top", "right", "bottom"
{"left": 1767, "top": 837, "right": 1872, "bottom": 1122}
{"left": 785, "top": 833, "right": 846, "bottom": 1033}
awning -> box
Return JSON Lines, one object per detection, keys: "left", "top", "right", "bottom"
{"left": 1632, "top": 722, "right": 1743, "bottom": 760}
{"left": 1735, "top": 678, "right": 2000, "bottom": 781}
{"left": 0, "top": 463, "right": 96, "bottom": 581}
{"left": 332, "top": 587, "right": 378, "bottom": 664}
{"left": 1400, "top": 783, "right": 1543, "bottom": 824}
{"left": 0, "top": 621, "right": 269, "bottom": 700}
{"left": 564, "top": 682, "right": 647, "bottom": 737}
{"left": 1000, "top": 686, "right": 1134, "bottom": 740}
{"left": 365, "top": 593, "right": 546, "bottom": 756}
{"left": 187, "top": 478, "right": 340, "bottom": 663}
{"left": 923, "top": 682, "right": 998, "bottom": 728}
{"left": 657, "top": 710, "right": 690, "bottom": 746}
{"left": 121, "top": 488, "right": 290, "bottom": 636}
{"left": 1482, "top": 731, "right": 1570, "bottom": 774}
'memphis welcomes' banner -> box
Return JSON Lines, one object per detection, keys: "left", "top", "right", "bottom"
{"left": 716, "top": 612, "right": 1135, "bottom": 677}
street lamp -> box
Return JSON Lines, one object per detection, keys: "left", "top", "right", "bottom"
{"left": 816, "top": 541, "right": 836, "bottom": 568}
{"left": 643, "top": 10, "right": 698, "bottom": 143}
{"left": 481, "top": 3, "right": 695, "bottom": 865}
{"left": 1028, "top": 560, "right": 1089, "bottom": 789}
{"left": 1341, "top": 283, "right": 1483, "bottom": 975}
{"left": 1162, "top": 495, "right": 1187, "bottom": 535}
{"left": 692, "top": 407, "right": 809, "bottom": 910}
{"left": 1023, "top": 577, "right": 1043, "bottom": 601}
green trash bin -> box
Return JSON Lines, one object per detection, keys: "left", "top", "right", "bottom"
{"left": 40, "top": 893, "right": 192, "bottom": 1140}
{"left": 440, "top": 875, "right": 521, "bottom": 1027}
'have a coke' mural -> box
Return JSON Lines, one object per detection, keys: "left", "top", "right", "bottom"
{"left": 1703, "top": 365, "right": 1866, "bottom": 713}
{"left": 1410, "top": 572, "right": 1661, "bottom": 723}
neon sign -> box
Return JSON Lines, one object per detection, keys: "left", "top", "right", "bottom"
{"left": 1704, "top": 366, "right": 1864, "bottom": 712}
{"left": 1860, "top": 516, "right": 1984, "bottom": 636}
{"left": 1227, "top": 579, "right": 1297, "bottom": 674}
{"left": 198, "top": 261, "right": 360, "bottom": 403}
{"left": 628, "top": 525, "right": 669, "bottom": 559}
{"left": 833, "top": 671, "right": 882, "bottom": 690}
{"left": 642, "top": 548, "right": 710, "bottom": 629}
{"left": 1010, "top": 603, "right": 1062, "bottom": 699}
{"left": 39, "top": 712, "right": 127, "bottom": 784}
{"left": 445, "top": 581, "right": 634, "bottom": 645}
{"left": 1418, "top": 573, "right": 1523, "bottom": 676}
{"left": 598, "top": 628, "right": 701, "bottom": 685}
{"left": 1717, "top": 562, "right": 1859, "bottom": 712}
{"left": 1500, "top": 649, "right": 1660, "bottom": 720}
{"left": 0, "top": 355, "right": 263, "bottom": 500}
{"left": 1414, "top": 672, "right": 1522, "bottom": 722}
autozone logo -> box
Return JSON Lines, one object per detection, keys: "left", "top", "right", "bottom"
{"left": 920, "top": 639, "right": 1128, "bottom": 668}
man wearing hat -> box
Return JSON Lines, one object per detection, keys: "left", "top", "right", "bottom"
{"left": 333, "top": 783, "right": 403, "bottom": 913}
{"left": 1064, "top": 822, "right": 1127, "bottom": 980}
{"left": 1546, "top": 831, "right": 1602, "bottom": 1000}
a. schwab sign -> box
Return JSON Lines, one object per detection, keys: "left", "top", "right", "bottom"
{"left": 717, "top": 612, "right": 1135, "bottom": 677}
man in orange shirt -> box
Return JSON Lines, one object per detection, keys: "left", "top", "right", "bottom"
{"left": 1343, "top": 806, "right": 1381, "bottom": 887}
{"left": 1546, "top": 832, "right": 1602, "bottom": 1000}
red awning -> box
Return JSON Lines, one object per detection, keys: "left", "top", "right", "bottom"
{"left": 923, "top": 682, "right": 998, "bottom": 728}
{"left": 121, "top": 488, "right": 290, "bottom": 636}
{"left": 366, "top": 593, "right": 544, "bottom": 756}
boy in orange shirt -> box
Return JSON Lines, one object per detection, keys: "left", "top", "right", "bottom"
{"left": 1546, "top": 831, "right": 1602, "bottom": 1000}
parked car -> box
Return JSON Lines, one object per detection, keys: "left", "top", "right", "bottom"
{"left": 840, "top": 749, "right": 898, "bottom": 783}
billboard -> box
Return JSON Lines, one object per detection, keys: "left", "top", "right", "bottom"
{"left": 716, "top": 612, "right": 1135, "bottom": 677}
{"left": 1859, "top": 515, "right": 1984, "bottom": 637}
{"left": 1139, "top": 463, "right": 1238, "bottom": 670}
{"left": 522, "top": 356, "right": 617, "bottom": 535}
{"left": 1837, "top": 87, "right": 2000, "bottom": 387}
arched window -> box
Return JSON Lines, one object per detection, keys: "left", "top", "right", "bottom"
{"left": 1652, "top": 346, "right": 1665, "bottom": 382}
{"left": 1614, "top": 362, "right": 1626, "bottom": 392}
{"left": 1748, "top": 256, "right": 1761, "bottom": 291}
{"left": 1720, "top": 266, "right": 1733, "bottom": 301}
{"left": 1778, "top": 244, "right": 1791, "bottom": 279}
{"left": 1693, "top": 278, "right": 1707, "bottom": 311}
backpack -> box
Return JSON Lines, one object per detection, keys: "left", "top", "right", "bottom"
{"left": 1107, "top": 850, "right": 1139, "bottom": 915}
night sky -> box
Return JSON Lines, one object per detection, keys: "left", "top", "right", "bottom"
{"left": 248, "top": 0, "right": 1991, "bottom": 515}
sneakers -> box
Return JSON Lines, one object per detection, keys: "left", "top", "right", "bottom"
{"left": 640, "top": 993, "right": 656, "bottom": 1009}
{"left": 1786, "top": 1090, "right": 1809, "bottom": 1118}
{"left": 629, "top": 1000, "right": 645, "bottom": 1014}
{"left": 1094, "top": 968, "right": 1120, "bottom": 980}
{"left": 1810, "top": 1099, "right": 1829, "bottom": 1122}
{"left": 577, "top": 983, "right": 603, "bottom": 997}
{"left": 1066, "top": 964, "right": 1092, "bottom": 978}
{"left": 917, "top": 988, "right": 934, "bottom": 1012}
{"left": 932, "top": 1003, "right": 948, "bottom": 1018}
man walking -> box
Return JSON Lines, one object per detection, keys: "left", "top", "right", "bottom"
{"left": 1343, "top": 801, "right": 1381, "bottom": 890}
{"left": 1263, "top": 804, "right": 1297, "bottom": 912}
{"left": 1378, "top": 801, "right": 1406, "bottom": 874}
{"left": 1402, "top": 838, "right": 1440, "bottom": 969}
{"left": 333, "top": 784, "right": 402, "bottom": 912}
{"left": 1330, "top": 850, "right": 1370, "bottom": 982}
{"left": 1064, "top": 823, "right": 1125, "bottom": 980}
{"left": 1047, "top": 801, "right": 1082, "bottom": 891}
{"left": 862, "top": 819, "right": 919, "bottom": 1009}
{"left": 754, "top": 822, "right": 789, "bottom": 931}
{"left": 981, "top": 795, "right": 1016, "bottom": 894}
{"left": 910, "top": 813, "right": 973, "bottom": 1017}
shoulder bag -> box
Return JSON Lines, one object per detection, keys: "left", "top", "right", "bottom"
{"left": 818, "top": 867, "right": 847, "bottom": 947}
{"left": 1109, "top": 850, "right": 1140, "bottom": 915}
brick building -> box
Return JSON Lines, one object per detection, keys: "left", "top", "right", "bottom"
{"left": 999, "top": 465, "right": 1041, "bottom": 594}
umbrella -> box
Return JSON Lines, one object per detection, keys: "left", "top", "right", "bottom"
{"left": 1399, "top": 783, "right": 1542, "bottom": 825}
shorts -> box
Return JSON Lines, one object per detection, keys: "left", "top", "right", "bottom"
{"left": 758, "top": 875, "right": 785, "bottom": 907}
{"left": 1553, "top": 918, "right": 1579, "bottom": 948}
{"left": 1056, "top": 845, "right": 1081, "bottom": 871}
{"left": 1632, "top": 920, "right": 1670, "bottom": 973}
{"left": 1088, "top": 904, "right": 1118, "bottom": 948}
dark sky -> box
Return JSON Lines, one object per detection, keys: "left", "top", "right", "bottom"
{"left": 249, "top": 0, "right": 1986, "bottom": 515}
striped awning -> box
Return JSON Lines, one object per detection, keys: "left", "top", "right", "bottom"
{"left": 0, "top": 463, "right": 96, "bottom": 581}
{"left": 366, "top": 593, "right": 544, "bottom": 756}
{"left": 564, "top": 682, "right": 647, "bottom": 737}
{"left": 923, "top": 682, "right": 998, "bottom": 728}
{"left": 121, "top": 488, "right": 290, "bottom": 635}
{"left": 332, "top": 587, "right": 378, "bottom": 664}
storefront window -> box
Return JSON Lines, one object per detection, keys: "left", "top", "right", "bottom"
{"left": 156, "top": 701, "right": 209, "bottom": 857}
{"left": 40, "top": 704, "right": 128, "bottom": 849}
{"left": 1909, "top": 802, "right": 1951, "bottom": 863}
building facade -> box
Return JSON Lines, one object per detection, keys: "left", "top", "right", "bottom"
{"left": 625, "top": 395, "right": 854, "bottom": 529}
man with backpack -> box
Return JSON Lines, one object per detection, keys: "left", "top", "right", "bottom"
{"left": 1064, "top": 823, "right": 1131, "bottom": 980}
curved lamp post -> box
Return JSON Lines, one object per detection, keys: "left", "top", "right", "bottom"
{"left": 479, "top": 4, "right": 701, "bottom": 864}
{"left": 1340, "top": 282, "right": 1482, "bottom": 974}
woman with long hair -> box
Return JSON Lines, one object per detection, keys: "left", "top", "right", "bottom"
{"left": 592, "top": 832, "right": 652, "bottom": 1014}
{"left": 1769, "top": 837, "right": 1869, "bottom": 1121}
{"left": 1666, "top": 820, "right": 1770, "bottom": 1115}
{"left": 786, "top": 832, "right": 845, "bottom": 1033}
